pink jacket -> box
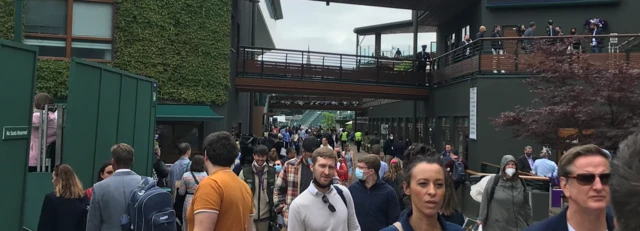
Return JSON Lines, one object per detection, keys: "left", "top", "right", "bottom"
{"left": 29, "top": 111, "right": 57, "bottom": 167}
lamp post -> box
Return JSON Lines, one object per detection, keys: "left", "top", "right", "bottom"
{"left": 14, "top": 0, "right": 23, "bottom": 42}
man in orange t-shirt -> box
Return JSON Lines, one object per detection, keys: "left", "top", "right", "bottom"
{"left": 186, "top": 132, "right": 254, "bottom": 231}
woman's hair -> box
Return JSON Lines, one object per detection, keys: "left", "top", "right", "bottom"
{"left": 95, "top": 160, "right": 112, "bottom": 183}
{"left": 402, "top": 144, "right": 449, "bottom": 188}
{"left": 268, "top": 148, "right": 279, "bottom": 162}
{"left": 440, "top": 172, "right": 459, "bottom": 216}
{"left": 53, "top": 164, "right": 84, "bottom": 199}
{"left": 384, "top": 158, "right": 403, "bottom": 181}
{"left": 190, "top": 155, "right": 206, "bottom": 172}
{"left": 34, "top": 93, "right": 54, "bottom": 110}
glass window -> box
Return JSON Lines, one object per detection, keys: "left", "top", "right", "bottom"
{"left": 72, "top": 1, "right": 113, "bottom": 38}
{"left": 156, "top": 122, "right": 203, "bottom": 163}
{"left": 428, "top": 118, "right": 435, "bottom": 146}
{"left": 440, "top": 117, "right": 451, "bottom": 151}
{"left": 25, "top": 0, "right": 67, "bottom": 35}
{"left": 417, "top": 118, "right": 423, "bottom": 143}
{"left": 71, "top": 41, "right": 112, "bottom": 60}
{"left": 455, "top": 117, "right": 469, "bottom": 159}
{"left": 398, "top": 118, "right": 405, "bottom": 140}
{"left": 407, "top": 118, "right": 413, "bottom": 142}
{"left": 24, "top": 38, "right": 66, "bottom": 57}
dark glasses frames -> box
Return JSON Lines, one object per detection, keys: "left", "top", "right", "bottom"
{"left": 568, "top": 173, "right": 611, "bottom": 186}
{"left": 321, "top": 195, "right": 336, "bottom": 213}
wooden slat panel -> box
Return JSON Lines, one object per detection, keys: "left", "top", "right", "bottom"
{"left": 433, "top": 56, "right": 479, "bottom": 82}
{"left": 235, "top": 77, "right": 429, "bottom": 100}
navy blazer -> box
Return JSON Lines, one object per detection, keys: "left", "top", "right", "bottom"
{"left": 524, "top": 207, "right": 615, "bottom": 231}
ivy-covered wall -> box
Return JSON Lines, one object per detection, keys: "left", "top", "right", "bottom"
{"left": 0, "top": 0, "right": 15, "bottom": 40}
{"left": 0, "top": 0, "right": 232, "bottom": 105}
{"left": 113, "top": 0, "right": 231, "bottom": 104}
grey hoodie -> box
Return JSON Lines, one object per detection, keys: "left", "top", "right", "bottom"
{"left": 477, "top": 155, "right": 533, "bottom": 231}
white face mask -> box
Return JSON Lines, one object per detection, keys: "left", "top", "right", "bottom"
{"left": 505, "top": 168, "right": 516, "bottom": 177}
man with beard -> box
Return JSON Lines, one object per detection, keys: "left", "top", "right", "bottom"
{"left": 287, "top": 147, "right": 361, "bottom": 231}
{"left": 239, "top": 145, "right": 277, "bottom": 231}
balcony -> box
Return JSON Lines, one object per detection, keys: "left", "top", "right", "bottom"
{"left": 235, "top": 46, "right": 430, "bottom": 100}
{"left": 432, "top": 34, "right": 640, "bottom": 84}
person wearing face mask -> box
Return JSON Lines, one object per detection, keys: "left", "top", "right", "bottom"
{"left": 383, "top": 134, "right": 395, "bottom": 164}
{"left": 239, "top": 145, "right": 277, "bottom": 231}
{"left": 273, "top": 136, "right": 322, "bottom": 229}
{"left": 349, "top": 154, "right": 400, "bottom": 231}
{"left": 477, "top": 155, "right": 532, "bottom": 231}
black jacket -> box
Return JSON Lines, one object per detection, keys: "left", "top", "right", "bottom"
{"left": 153, "top": 154, "right": 170, "bottom": 187}
{"left": 491, "top": 31, "right": 504, "bottom": 50}
{"left": 516, "top": 154, "right": 539, "bottom": 173}
{"left": 38, "top": 192, "right": 88, "bottom": 231}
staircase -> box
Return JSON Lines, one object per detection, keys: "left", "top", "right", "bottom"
{"left": 309, "top": 112, "right": 324, "bottom": 127}
{"left": 300, "top": 111, "right": 321, "bottom": 126}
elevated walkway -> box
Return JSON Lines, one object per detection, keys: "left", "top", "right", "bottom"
{"left": 236, "top": 46, "right": 430, "bottom": 100}
{"left": 432, "top": 34, "right": 640, "bottom": 84}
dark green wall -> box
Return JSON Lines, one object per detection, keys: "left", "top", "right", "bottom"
{"left": 366, "top": 77, "right": 541, "bottom": 171}
{"left": 436, "top": 1, "right": 483, "bottom": 55}
{"left": 481, "top": 0, "right": 638, "bottom": 35}
{"left": 471, "top": 77, "right": 539, "bottom": 170}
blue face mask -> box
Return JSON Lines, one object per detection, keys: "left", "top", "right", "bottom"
{"left": 275, "top": 165, "right": 282, "bottom": 172}
{"left": 355, "top": 168, "right": 366, "bottom": 181}
{"left": 307, "top": 157, "right": 313, "bottom": 165}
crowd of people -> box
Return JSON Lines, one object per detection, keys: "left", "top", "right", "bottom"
{"left": 31, "top": 120, "right": 640, "bottom": 231}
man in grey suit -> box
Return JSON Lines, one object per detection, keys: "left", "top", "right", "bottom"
{"left": 87, "top": 143, "right": 141, "bottom": 231}
{"left": 523, "top": 22, "right": 536, "bottom": 53}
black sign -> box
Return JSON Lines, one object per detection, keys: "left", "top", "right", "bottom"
{"left": 485, "top": 0, "right": 620, "bottom": 8}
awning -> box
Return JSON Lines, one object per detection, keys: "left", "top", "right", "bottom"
{"left": 354, "top": 20, "right": 436, "bottom": 36}
{"left": 156, "top": 104, "right": 223, "bottom": 121}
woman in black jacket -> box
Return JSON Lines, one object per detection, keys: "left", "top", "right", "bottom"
{"left": 38, "top": 164, "right": 88, "bottom": 231}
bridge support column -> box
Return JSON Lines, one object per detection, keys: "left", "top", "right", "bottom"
{"left": 412, "top": 10, "right": 419, "bottom": 61}
{"left": 374, "top": 32, "right": 381, "bottom": 56}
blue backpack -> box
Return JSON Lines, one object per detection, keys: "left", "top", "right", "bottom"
{"left": 453, "top": 160, "right": 467, "bottom": 182}
{"left": 120, "top": 176, "right": 177, "bottom": 231}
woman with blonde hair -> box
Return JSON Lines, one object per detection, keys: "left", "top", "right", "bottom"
{"left": 384, "top": 158, "right": 406, "bottom": 210}
{"left": 38, "top": 164, "right": 88, "bottom": 231}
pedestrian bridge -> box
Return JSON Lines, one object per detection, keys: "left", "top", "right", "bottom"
{"left": 235, "top": 46, "right": 430, "bottom": 100}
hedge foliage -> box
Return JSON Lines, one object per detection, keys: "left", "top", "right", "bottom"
{"left": 0, "top": 0, "right": 15, "bottom": 41}
{"left": 113, "top": 0, "right": 232, "bottom": 105}
{"left": 1, "top": 0, "right": 232, "bottom": 104}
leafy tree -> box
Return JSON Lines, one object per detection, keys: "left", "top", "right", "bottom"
{"left": 322, "top": 112, "right": 337, "bottom": 130}
{"left": 492, "top": 41, "right": 640, "bottom": 150}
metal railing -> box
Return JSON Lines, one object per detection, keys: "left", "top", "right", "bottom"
{"left": 432, "top": 34, "right": 640, "bottom": 84}
{"left": 237, "top": 46, "right": 431, "bottom": 87}
{"left": 33, "top": 104, "right": 65, "bottom": 172}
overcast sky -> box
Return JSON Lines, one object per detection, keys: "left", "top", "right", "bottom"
{"left": 263, "top": 0, "right": 436, "bottom": 55}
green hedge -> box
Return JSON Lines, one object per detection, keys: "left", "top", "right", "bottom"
{"left": 1, "top": 0, "right": 232, "bottom": 104}
{"left": 113, "top": 0, "right": 231, "bottom": 104}
{"left": 0, "top": 0, "right": 15, "bottom": 40}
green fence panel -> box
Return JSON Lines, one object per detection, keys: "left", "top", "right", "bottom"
{"left": 64, "top": 58, "right": 157, "bottom": 187}
{"left": 0, "top": 40, "right": 38, "bottom": 231}
{"left": 22, "top": 173, "right": 53, "bottom": 230}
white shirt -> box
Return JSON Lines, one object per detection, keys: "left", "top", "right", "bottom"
{"left": 568, "top": 223, "right": 607, "bottom": 231}
{"left": 288, "top": 183, "right": 361, "bottom": 231}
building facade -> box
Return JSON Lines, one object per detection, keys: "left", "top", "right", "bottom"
{"left": 0, "top": 0, "right": 281, "bottom": 162}
{"left": 364, "top": 0, "right": 633, "bottom": 170}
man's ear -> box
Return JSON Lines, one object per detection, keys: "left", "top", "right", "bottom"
{"left": 560, "top": 177, "right": 570, "bottom": 198}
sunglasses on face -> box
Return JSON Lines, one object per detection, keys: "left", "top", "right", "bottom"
{"left": 567, "top": 173, "right": 610, "bottom": 186}
{"left": 321, "top": 195, "right": 336, "bottom": 213}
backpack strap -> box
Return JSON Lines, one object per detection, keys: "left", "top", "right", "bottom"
{"left": 392, "top": 222, "right": 403, "bottom": 231}
{"left": 242, "top": 166, "right": 255, "bottom": 196}
{"left": 333, "top": 185, "right": 347, "bottom": 208}
{"left": 485, "top": 175, "right": 500, "bottom": 217}
{"left": 190, "top": 171, "right": 200, "bottom": 185}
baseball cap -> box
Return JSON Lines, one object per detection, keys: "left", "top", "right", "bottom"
{"left": 302, "top": 137, "right": 321, "bottom": 153}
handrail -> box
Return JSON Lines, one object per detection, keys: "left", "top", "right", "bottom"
{"left": 431, "top": 33, "right": 640, "bottom": 84}
{"left": 466, "top": 169, "right": 550, "bottom": 181}
{"left": 240, "top": 45, "right": 419, "bottom": 62}
{"left": 237, "top": 46, "right": 431, "bottom": 87}
{"left": 480, "top": 161, "right": 535, "bottom": 176}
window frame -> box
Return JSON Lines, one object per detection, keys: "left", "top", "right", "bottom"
{"left": 24, "top": 0, "right": 115, "bottom": 63}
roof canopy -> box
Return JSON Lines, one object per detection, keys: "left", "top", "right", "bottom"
{"left": 354, "top": 20, "right": 436, "bottom": 36}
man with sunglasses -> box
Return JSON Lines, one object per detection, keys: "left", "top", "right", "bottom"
{"left": 287, "top": 147, "right": 361, "bottom": 231}
{"left": 524, "top": 144, "right": 615, "bottom": 231}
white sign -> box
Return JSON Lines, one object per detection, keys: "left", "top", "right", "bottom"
{"left": 469, "top": 87, "right": 477, "bottom": 140}
{"left": 380, "top": 124, "right": 389, "bottom": 135}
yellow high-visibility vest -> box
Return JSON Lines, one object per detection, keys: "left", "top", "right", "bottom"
{"left": 355, "top": 132, "right": 362, "bottom": 141}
